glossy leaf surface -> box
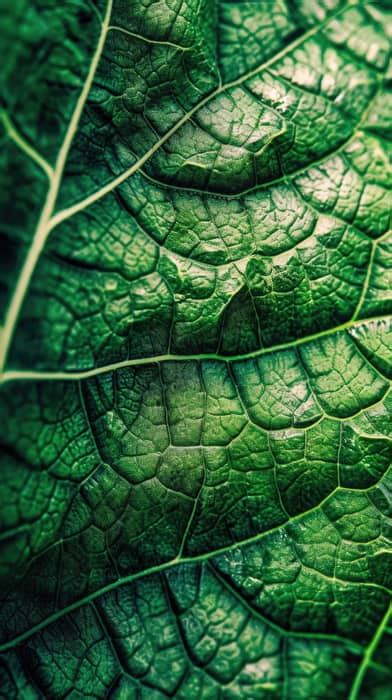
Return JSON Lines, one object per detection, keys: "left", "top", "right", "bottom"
{"left": 0, "top": 1, "right": 391, "bottom": 697}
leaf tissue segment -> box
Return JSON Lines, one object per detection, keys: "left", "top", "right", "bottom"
{"left": 0, "top": 1, "right": 391, "bottom": 698}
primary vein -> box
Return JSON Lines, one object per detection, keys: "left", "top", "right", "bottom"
{"left": 0, "top": 3, "right": 353, "bottom": 377}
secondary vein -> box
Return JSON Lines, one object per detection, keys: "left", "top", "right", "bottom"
{"left": 2, "top": 314, "right": 391, "bottom": 384}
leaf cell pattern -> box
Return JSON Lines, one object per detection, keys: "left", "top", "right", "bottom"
{"left": 0, "top": 1, "right": 391, "bottom": 698}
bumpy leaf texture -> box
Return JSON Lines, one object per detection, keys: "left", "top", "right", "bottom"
{"left": 0, "top": 0, "right": 391, "bottom": 698}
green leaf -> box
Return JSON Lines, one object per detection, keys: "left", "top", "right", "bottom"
{"left": 0, "top": 1, "right": 391, "bottom": 697}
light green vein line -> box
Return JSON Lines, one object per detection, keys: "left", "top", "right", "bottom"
{"left": 44, "top": 3, "right": 350, "bottom": 234}
{"left": 2, "top": 315, "right": 391, "bottom": 384}
{"left": 352, "top": 229, "right": 391, "bottom": 321}
{"left": 0, "top": 479, "right": 385, "bottom": 653}
{"left": 1, "top": 111, "right": 54, "bottom": 178}
{"left": 348, "top": 602, "right": 391, "bottom": 700}
{"left": 207, "top": 562, "right": 364, "bottom": 654}
{"left": 108, "top": 25, "right": 191, "bottom": 51}
{"left": 0, "top": 0, "right": 113, "bottom": 376}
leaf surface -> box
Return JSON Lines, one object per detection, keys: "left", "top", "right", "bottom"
{"left": 0, "top": 1, "right": 391, "bottom": 697}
